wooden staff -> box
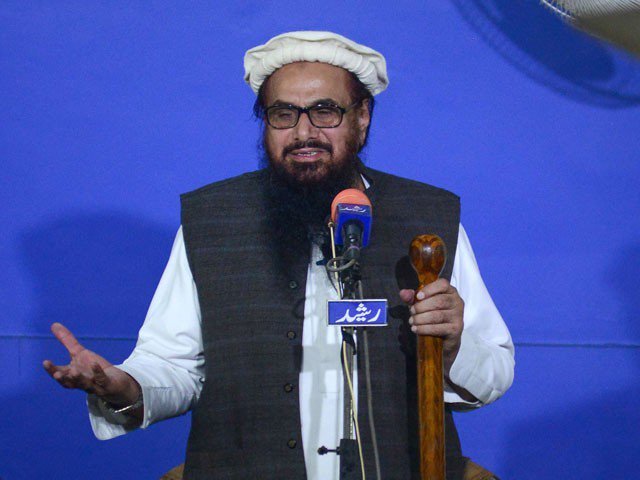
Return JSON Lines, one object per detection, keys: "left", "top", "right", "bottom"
{"left": 409, "top": 234, "right": 447, "bottom": 480}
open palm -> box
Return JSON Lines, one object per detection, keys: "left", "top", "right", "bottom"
{"left": 43, "top": 322, "right": 137, "bottom": 405}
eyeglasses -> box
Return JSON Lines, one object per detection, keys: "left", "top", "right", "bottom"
{"left": 264, "top": 101, "right": 361, "bottom": 129}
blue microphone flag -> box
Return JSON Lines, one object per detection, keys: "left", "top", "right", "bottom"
{"left": 333, "top": 203, "right": 372, "bottom": 247}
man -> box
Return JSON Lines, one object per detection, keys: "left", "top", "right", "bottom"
{"left": 43, "top": 31, "right": 514, "bottom": 479}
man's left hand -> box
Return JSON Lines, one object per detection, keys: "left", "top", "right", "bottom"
{"left": 399, "top": 278, "right": 464, "bottom": 375}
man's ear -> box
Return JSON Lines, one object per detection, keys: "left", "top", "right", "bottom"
{"left": 357, "top": 99, "right": 371, "bottom": 146}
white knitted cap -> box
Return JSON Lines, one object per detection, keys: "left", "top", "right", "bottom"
{"left": 244, "top": 31, "right": 389, "bottom": 96}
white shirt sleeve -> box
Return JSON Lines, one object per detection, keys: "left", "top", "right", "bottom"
{"left": 88, "top": 226, "right": 205, "bottom": 440}
{"left": 445, "top": 224, "right": 515, "bottom": 408}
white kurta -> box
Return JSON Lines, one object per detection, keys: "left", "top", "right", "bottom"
{"left": 88, "top": 224, "right": 514, "bottom": 480}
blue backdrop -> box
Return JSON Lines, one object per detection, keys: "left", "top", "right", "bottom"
{"left": 2, "top": 2, "right": 639, "bottom": 479}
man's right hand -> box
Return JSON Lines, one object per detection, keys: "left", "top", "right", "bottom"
{"left": 43, "top": 322, "right": 141, "bottom": 410}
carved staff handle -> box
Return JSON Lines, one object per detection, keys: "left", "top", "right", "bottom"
{"left": 409, "top": 234, "right": 447, "bottom": 480}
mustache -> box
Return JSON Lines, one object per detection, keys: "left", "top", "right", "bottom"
{"left": 283, "top": 140, "right": 333, "bottom": 156}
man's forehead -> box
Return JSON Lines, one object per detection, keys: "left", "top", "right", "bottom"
{"left": 264, "top": 62, "right": 354, "bottom": 103}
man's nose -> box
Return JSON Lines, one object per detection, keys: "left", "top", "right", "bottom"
{"left": 293, "top": 111, "right": 319, "bottom": 140}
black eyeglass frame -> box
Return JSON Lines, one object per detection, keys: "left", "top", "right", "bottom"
{"left": 264, "top": 100, "right": 362, "bottom": 129}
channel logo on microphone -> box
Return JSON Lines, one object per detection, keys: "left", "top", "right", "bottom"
{"left": 327, "top": 299, "right": 388, "bottom": 327}
{"left": 331, "top": 189, "right": 372, "bottom": 248}
{"left": 333, "top": 203, "right": 372, "bottom": 247}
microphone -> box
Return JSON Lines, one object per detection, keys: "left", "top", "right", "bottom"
{"left": 330, "top": 189, "right": 372, "bottom": 261}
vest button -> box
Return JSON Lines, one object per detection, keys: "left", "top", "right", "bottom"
{"left": 288, "top": 280, "right": 298, "bottom": 289}
{"left": 286, "top": 330, "right": 296, "bottom": 340}
{"left": 287, "top": 439, "right": 297, "bottom": 449}
{"left": 283, "top": 383, "right": 295, "bottom": 393}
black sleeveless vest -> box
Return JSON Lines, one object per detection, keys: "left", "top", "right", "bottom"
{"left": 180, "top": 167, "right": 464, "bottom": 479}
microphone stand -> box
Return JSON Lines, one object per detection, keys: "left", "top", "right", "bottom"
{"left": 339, "top": 261, "right": 363, "bottom": 480}
{"left": 340, "top": 261, "right": 361, "bottom": 480}
{"left": 320, "top": 221, "right": 363, "bottom": 480}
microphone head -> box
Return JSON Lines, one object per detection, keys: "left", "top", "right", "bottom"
{"left": 330, "top": 188, "right": 372, "bottom": 222}
{"left": 331, "top": 189, "right": 373, "bottom": 248}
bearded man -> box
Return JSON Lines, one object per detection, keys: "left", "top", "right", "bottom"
{"left": 43, "top": 31, "right": 514, "bottom": 480}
